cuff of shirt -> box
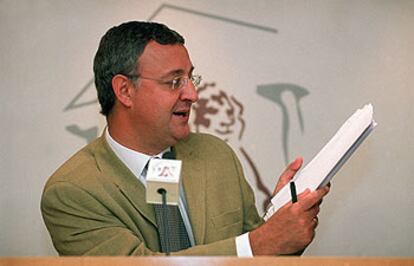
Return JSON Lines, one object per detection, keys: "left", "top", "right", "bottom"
{"left": 235, "top": 232, "right": 253, "bottom": 257}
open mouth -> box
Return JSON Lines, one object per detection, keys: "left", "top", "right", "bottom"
{"left": 173, "top": 111, "right": 189, "bottom": 117}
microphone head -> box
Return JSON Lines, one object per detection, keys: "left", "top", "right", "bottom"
{"left": 146, "top": 153, "right": 182, "bottom": 205}
{"left": 162, "top": 150, "right": 176, "bottom": 160}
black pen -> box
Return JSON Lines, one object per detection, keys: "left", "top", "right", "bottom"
{"left": 290, "top": 181, "right": 298, "bottom": 203}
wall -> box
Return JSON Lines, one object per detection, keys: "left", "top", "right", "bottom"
{"left": 0, "top": 0, "right": 413, "bottom": 256}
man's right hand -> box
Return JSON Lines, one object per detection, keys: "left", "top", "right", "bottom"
{"left": 249, "top": 185, "right": 330, "bottom": 255}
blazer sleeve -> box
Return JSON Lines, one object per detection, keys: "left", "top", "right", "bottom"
{"left": 231, "top": 148, "right": 265, "bottom": 234}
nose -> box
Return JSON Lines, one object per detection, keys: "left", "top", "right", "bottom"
{"left": 180, "top": 80, "right": 199, "bottom": 103}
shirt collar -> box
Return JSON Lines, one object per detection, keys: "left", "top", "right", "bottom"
{"left": 105, "top": 128, "right": 168, "bottom": 183}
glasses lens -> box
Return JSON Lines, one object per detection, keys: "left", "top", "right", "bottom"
{"left": 170, "top": 75, "right": 202, "bottom": 90}
{"left": 192, "top": 75, "right": 201, "bottom": 86}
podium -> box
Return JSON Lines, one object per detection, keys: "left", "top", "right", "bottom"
{"left": 1, "top": 257, "right": 413, "bottom": 266}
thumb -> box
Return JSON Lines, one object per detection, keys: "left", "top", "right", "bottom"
{"left": 273, "top": 157, "right": 303, "bottom": 195}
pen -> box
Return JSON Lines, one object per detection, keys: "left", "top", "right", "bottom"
{"left": 290, "top": 181, "right": 298, "bottom": 203}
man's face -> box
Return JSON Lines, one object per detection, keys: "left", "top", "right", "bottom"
{"left": 129, "top": 41, "right": 198, "bottom": 151}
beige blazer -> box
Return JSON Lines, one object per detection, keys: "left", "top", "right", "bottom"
{"left": 41, "top": 133, "right": 263, "bottom": 256}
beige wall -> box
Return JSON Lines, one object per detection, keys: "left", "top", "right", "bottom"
{"left": 1, "top": 0, "right": 413, "bottom": 256}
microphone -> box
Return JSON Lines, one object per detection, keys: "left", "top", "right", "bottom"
{"left": 146, "top": 148, "right": 181, "bottom": 255}
{"left": 155, "top": 150, "right": 177, "bottom": 206}
{"left": 146, "top": 149, "right": 181, "bottom": 205}
{"left": 156, "top": 150, "right": 176, "bottom": 203}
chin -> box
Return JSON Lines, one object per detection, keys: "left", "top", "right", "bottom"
{"left": 172, "top": 127, "right": 191, "bottom": 142}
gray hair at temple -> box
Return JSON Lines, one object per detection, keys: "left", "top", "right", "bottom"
{"left": 93, "top": 21, "right": 185, "bottom": 116}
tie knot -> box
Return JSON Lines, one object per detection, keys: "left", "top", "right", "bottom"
{"left": 141, "top": 156, "right": 162, "bottom": 178}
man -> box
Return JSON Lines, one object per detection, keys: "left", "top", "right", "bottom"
{"left": 41, "top": 21, "right": 329, "bottom": 256}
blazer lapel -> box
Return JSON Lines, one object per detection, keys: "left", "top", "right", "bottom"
{"left": 93, "top": 135, "right": 158, "bottom": 228}
{"left": 176, "top": 137, "right": 206, "bottom": 244}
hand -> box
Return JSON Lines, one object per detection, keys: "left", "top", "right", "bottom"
{"left": 273, "top": 157, "right": 303, "bottom": 195}
{"left": 250, "top": 185, "right": 330, "bottom": 255}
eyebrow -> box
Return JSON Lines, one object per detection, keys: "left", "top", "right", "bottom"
{"left": 160, "top": 66, "right": 195, "bottom": 79}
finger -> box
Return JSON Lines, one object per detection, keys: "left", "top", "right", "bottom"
{"left": 273, "top": 157, "right": 303, "bottom": 194}
{"left": 316, "top": 199, "right": 322, "bottom": 206}
{"left": 296, "top": 188, "right": 311, "bottom": 201}
{"left": 321, "top": 183, "right": 331, "bottom": 193}
{"left": 299, "top": 188, "right": 328, "bottom": 210}
{"left": 292, "top": 188, "right": 311, "bottom": 209}
{"left": 307, "top": 204, "right": 320, "bottom": 218}
{"left": 315, "top": 186, "right": 330, "bottom": 206}
{"left": 321, "top": 185, "right": 330, "bottom": 195}
{"left": 282, "top": 156, "right": 303, "bottom": 178}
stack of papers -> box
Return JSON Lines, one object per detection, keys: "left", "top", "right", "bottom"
{"left": 264, "top": 103, "right": 376, "bottom": 220}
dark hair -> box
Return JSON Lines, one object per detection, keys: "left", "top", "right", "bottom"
{"left": 93, "top": 21, "right": 185, "bottom": 116}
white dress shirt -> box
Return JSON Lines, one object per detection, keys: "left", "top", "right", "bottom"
{"left": 105, "top": 129, "right": 253, "bottom": 256}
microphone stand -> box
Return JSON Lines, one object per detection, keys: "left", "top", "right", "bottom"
{"left": 157, "top": 188, "right": 170, "bottom": 255}
{"left": 157, "top": 149, "right": 176, "bottom": 255}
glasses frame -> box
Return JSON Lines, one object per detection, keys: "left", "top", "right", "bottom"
{"left": 124, "top": 73, "right": 202, "bottom": 90}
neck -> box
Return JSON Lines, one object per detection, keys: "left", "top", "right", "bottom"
{"left": 107, "top": 113, "right": 170, "bottom": 156}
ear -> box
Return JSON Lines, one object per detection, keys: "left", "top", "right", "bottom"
{"left": 112, "top": 74, "right": 134, "bottom": 108}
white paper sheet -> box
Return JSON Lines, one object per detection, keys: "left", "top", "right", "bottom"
{"left": 264, "top": 104, "right": 376, "bottom": 220}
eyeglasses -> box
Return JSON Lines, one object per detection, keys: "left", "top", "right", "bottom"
{"left": 125, "top": 74, "right": 202, "bottom": 90}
